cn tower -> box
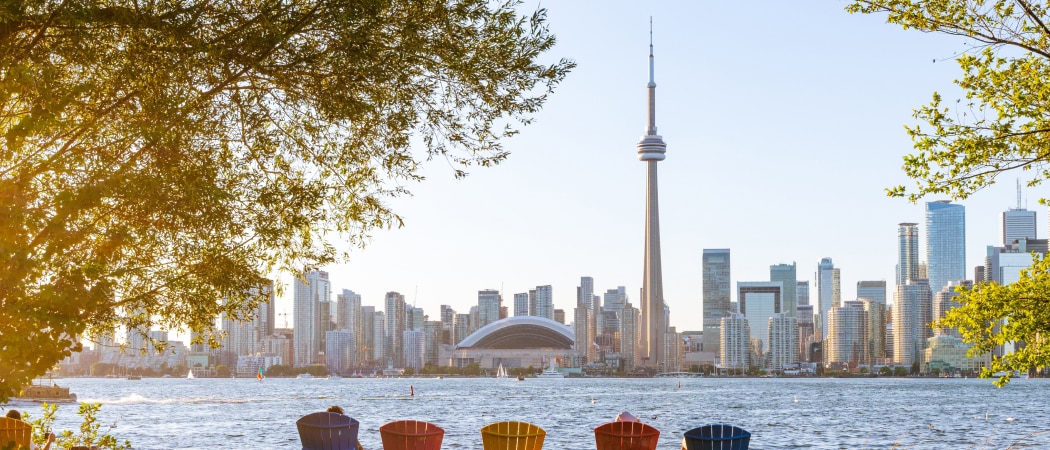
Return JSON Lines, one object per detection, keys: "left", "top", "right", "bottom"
{"left": 637, "top": 20, "right": 666, "bottom": 368}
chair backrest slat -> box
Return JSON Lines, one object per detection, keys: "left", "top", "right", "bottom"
{"left": 480, "top": 421, "right": 545, "bottom": 450}
{"left": 0, "top": 417, "right": 33, "bottom": 450}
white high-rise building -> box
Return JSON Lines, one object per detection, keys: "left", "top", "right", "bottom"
{"left": 825, "top": 301, "right": 868, "bottom": 368}
{"left": 720, "top": 313, "right": 750, "bottom": 371}
{"left": 513, "top": 293, "right": 529, "bottom": 317}
{"left": 620, "top": 303, "right": 639, "bottom": 371}
{"left": 324, "top": 330, "right": 353, "bottom": 375}
{"left": 385, "top": 292, "right": 406, "bottom": 367}
{"left": 767, "top": 313, "right": 798, "bottom": 372}
{"left": 402, "top": 330, "right": 424, "bottom": 371}
{"left": 898, "top": 223, "right": 920, "bottom": 285}
{"left": 293, "top": 269, "right": 329, "bottom": 367}
{"left": 371, "top": 311, "right": 385, "bottom": 362}
{"left": 893, "top": 279, "right": 932, "bottom": 367}
{"left": 1003, "top": 208, "right": 1037, "bottom": 245}
{"left": 933, "top": 281, "right": 970, "bottom": 338}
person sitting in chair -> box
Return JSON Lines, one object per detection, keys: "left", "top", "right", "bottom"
{"left": 324, "top": 406, "right": 363, "bottom": 450}
{"left": 5, "top": 410, "right": 55, "bottom": 450}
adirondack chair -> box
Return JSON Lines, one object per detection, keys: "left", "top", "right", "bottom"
{"left": 594, "top": 421, "right": 660, "bottom": 450}
{"left": 681, "top": 424, "right": 750, "bottom": 450}
{"left": 0, "top": 417, "right": 32, "bottom": 450}
{"left": 480, "top": 421, "right": 545, "bottom": 450}
{"left": 379, "top": 420, "right": 444, "bottom": 450}
{"left": 296, "top": 412, "right": 360, "bottom": 450}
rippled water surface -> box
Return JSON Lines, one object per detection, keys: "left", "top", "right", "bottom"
{"left": 11, "top": 377, "right": 1050, "bottom": 449}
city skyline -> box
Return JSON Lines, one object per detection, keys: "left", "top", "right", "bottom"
{"left": 263, "top": 3, "right": 1045, "bottom": 336}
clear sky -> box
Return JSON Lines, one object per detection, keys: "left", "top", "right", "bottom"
{"left": 271, "top": 2, "right": 1041, "bottom": 333}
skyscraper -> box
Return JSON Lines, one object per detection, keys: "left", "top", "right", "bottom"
{"left": 638, "top": 25, "right": 668, "bottom": 367}
{"left": 856, "top": 280, "right": 887, "bottom": 304}
{"left": 737, "top": 281, "right": 783, "bottom": 354}
{"left": 1004, "top": 181, "right": 1036, "bottom": 245}
{"left": 477, "top": 289, "right": 501, "bottom": 328}
{"left": 578, "top": 277, "right": 594, "bottom": 309}
{"left": 817, "top": 258, "right": 840, "bottom": 340}
{"left": 926, "top": 200, "right": 966, "bottom": 295}
{"left": 293, "top": 269, "right": 329, "bottom": 367}
{"left": 893, "top": 278, "right": 932, "bottom": 367}
{"left": 534, "top": 285, "right": 553, "bottom": 320}
{"left": 702, "top": 249, "right": 731, "bottom": 355}
{"left": 770, "top": 263, "right": 797, "bottom": 317}
{"left": 720, "top": 313, "right": 750, "bottom": 371}
{"left": 898, "top": 222, "right": 920, "bottom": 285}
{"left": 513, "top": 293, "right": 529, "bottom": 317}
{"left": 797, "top": 281, "right": 809, "bottom": 306}
{"left": 384, "top": 291, "right": 406, "bottom": 367}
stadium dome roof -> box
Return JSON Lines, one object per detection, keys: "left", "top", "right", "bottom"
{"left": 456, "top": 316, "right": 575, "bottom": 350}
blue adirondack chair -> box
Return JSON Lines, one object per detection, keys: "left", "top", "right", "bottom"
{"left": 296, "top": 412, "right": 360, "bottom": 450}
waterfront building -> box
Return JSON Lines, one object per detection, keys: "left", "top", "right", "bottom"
{"left": 738, "top": 281, "right": 782, "bottom": 354}
{"left": 534, "top": 285, "right": 554, "bottom": 320}
{"left": 402, "top": 330, "right": 424, "bottom": 371}
{"left": 384, "top": 292, "right": 407, "bottom": 367}
{"left": 336, "top": 289, "right": 362, "bottom": 361}
{"left": 768, "top": 313, "right": 798, "bottom": 372}
{"left": 893, "top": 278, "right": 932, "bottom": 367}
{"left": 324, "top": 330, "right": 353, "bottom": 375}
{"left": 637, "top": 30, "right": 669, "bottom": 368}
{"left": 371, "top": 311, "right": 385, "bottom": 362}
{"left": 360, "top": 305, "right": 375, "bottom": 364}
{"left": 770, "top": 263, "right": 798, "bottom": 317}
{"left": 513, "top": 293, "right": 529, "bottom": 317}
{"left": 796, "top": 304, "right": 815, "bottom": 362}
{"left": 856, "top": 297, "right": 887, "bottom": 362}
{"left": 932, "top": 281, "right": 971, "bottom": 338}
{"left": 702, "top": 249, "right": 731, "bottom": 355}
{"left": 927, "top": 200, "right": 966, "bottom": 296}
{"left": 825, "top": 301, "right": 869, "bottom": 368}
{"left": 720, "top": 313, "right": 750, "bottom": 372}
{"left": 898, "top": 223, "right": 920, "bottom": 285}
{"left": 574, "top": 306, "right": 591, "bottom": 363}
{"left": 620, "top": 302, "right": 639, "bottom": 371}
{"left": 797, "top": 281, "right": 809, "bottom": 306}
{"left": 922, "top": 335, "right": 991, "bottom": 374}
{"left": 293, "top": 269, "right": 329, "bottom": 367}
{"left": 453, "top": 316, "right": 575, "bottom": 371}
{"left": 478, "top": 289, "right": 501, "bottom": 328}
{"left": 662, "top": 327, "right": 681, "bottom": 372}
{"left": 817, "top": 258, "right": 840, "bottom": 341}
{"left": 424, "top": 320, "right": 442, "bottom": 366}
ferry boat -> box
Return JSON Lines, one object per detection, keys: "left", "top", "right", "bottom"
{"left": 17, "top": 381, "right": 77, "bottom": 403}
{"left": 296, "top": 373, "right": 314, "bottom": 379}
{"left": 536, "top": 367, "right": 565, "bottom": 379}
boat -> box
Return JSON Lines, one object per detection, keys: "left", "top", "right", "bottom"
{"left": 296, "top": 373, "right": 314, "bottom": 379}
{"left": 127, "top": 375, "right": 142, "bottom": 380}
{"left": 517, "top": 375, "right": 525, "bottom": 381}
{"left": 495, "top": 363, "right": 508, "bottom": 379}
{"left": 537, "top": 357, "right": 565, "bottom": 379}
{"left": 17, "top": 373, "right": 77, "bottom": 403}
{"left": 187, "top": 369, "right": 196, "bottom": 379}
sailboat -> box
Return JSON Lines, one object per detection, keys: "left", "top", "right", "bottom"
{"left": 495, "top": 363, "right": 508, "bottom": 379}
{"left": 187, "top": 369, "right": 196, "bottom": 380}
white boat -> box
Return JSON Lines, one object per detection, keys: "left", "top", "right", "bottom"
{"left": 495, "top": 363, "right": 508, "bottom": 379}
{"left": 296, "top": 373, "right": 314, "bottom": 379}
{"left": 537, "top": 358, "right": 565, "bottom": 378}
{"left": 187, "top": 369, "right": 195, "bottom": 379}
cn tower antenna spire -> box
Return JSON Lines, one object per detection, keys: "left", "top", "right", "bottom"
{"left": 646, "top": 17, "right": 657, "bottom": 136}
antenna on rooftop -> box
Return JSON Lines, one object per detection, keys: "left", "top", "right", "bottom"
{"left": 1017, "top": 178, "right": 1022, "bottom": 209}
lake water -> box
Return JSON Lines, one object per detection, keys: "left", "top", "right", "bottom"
{"left": 7, "top": 376, "right": 1049, "bottom": 449}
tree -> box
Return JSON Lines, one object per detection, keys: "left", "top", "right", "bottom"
{"left": 847, "top": 1, "right": 1050, "bottom": 385}
{"left": 0, "top": 0, "right": 573, "bottom": 401}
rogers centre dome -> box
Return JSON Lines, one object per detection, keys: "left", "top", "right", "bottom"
{"left": 456, "top": 316, "right": 575, "bottom": 350}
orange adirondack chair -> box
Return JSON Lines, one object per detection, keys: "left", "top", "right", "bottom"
{"left": 594, "top": 421, "right": 660, "bottom": 450}
{"left": 379, "top": 420, "right": 444, "bottom": 450}
{"left": 480, "top": 421, "right": 545, "bottom": 450}
{"left": 0, "top": 417, "right": 32, "bottom": 450}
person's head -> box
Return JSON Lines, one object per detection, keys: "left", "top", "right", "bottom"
{"left": 615, "top": 411, "right": 638, "bottom": 422}
{"left": 5, "top": 409, "right": 21, "bottom": 420}
{"left": 326, "top": 405, "right": 344, "bottom": 415}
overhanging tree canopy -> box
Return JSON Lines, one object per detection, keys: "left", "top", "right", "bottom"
{"left": 0, "top": 0, "right": 573, "bottom": 401}
{"left": 848, "top": 0, "right": 1050, "bottom": 385}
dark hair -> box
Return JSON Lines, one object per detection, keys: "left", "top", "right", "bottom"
{"left": 5, "top": 410, "right": 21, "bottom": 420}
{"left": 325, "top": 405, "right": 344, "bottom": 415}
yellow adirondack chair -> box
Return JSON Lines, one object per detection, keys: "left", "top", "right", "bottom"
{"left": 480, "top": 421, "right": 545, "bottom": 450}
{"left": 0, "top": 417, "right": 32, "bottom": 450}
